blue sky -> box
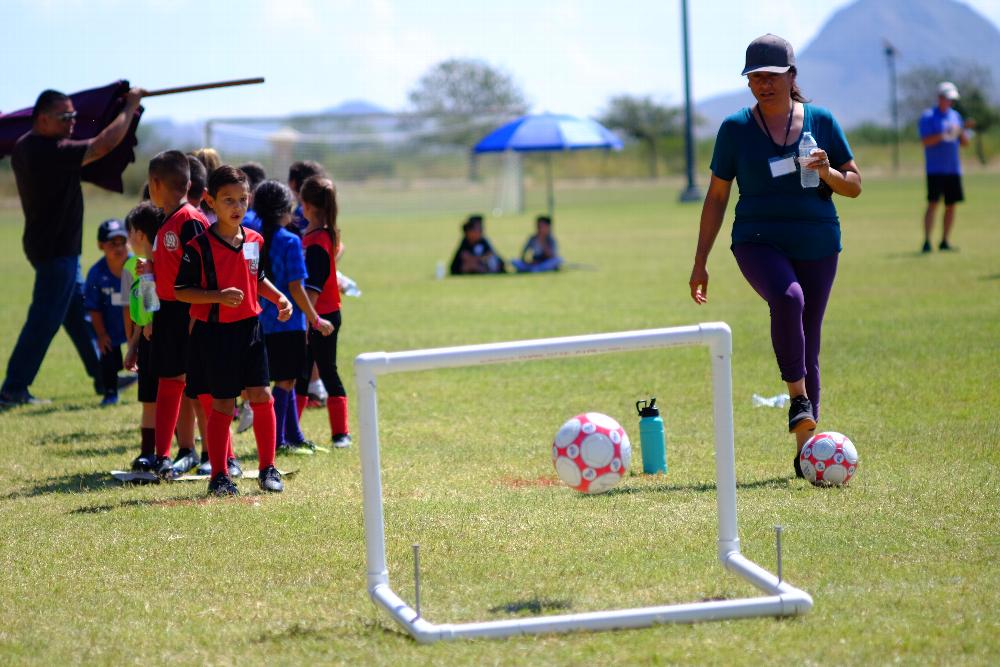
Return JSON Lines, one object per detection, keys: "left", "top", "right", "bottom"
{"left": 3, "top": 0, "right": 999, "bottom": 122}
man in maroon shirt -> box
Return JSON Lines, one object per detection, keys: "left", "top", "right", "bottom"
{"left": 2, "top": 87, "right": 144, "bottom": 405}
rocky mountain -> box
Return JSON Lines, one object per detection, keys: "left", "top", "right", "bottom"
{"left": 696, "top": 0, "right": 1000, "bottom": 132}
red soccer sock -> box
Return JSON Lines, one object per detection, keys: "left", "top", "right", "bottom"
{"left": 296, "top": 393, "right": 308, "bottom": 419}
{"left": 206, "top": 408, "right": 232, "bottom": 477}
{"left": 251, "top": 398, "right": 277, "bottom": 471}
{"left": 154, "top": 378, "right": 186, "bottom": 458}
{"left": 326, "top": 395, "right": 349, "bottom": 436}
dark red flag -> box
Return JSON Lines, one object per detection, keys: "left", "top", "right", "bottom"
{"left": 0, "top": 80, "right": 143, "bottom": 193}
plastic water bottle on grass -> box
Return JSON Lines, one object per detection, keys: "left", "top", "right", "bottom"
{"left": 799, "top": 131, "right": 819, "bottom": 189}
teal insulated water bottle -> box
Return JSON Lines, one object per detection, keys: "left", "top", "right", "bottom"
{"left": 636, "top": 397, "right": 667, "bottom": 474}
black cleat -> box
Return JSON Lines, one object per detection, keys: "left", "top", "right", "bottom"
{"left": 117, "top": 373, "right": 139, "bottom": 390}
{"left": 921, "top": 240, "right": 932, "bottom": 253}
{"left": 227, "top": 457, "right": 243, "bottom": 478}
{"left": 171, "top": 448, "right": 199, "bottom": 475}
{"left": 938, "top": 240, "right": 957, "bottom": 251}
{"left": 793, "top": 455, "right": 804, "bottom": 479}
{"left": 258, "top": 466, "right": 284, "bottom": 493}
{"left": 332, "top": 433, "right": 353, "bottom": 449}
{"left": 787, "top": 395, "right": 817, "bottom": 434}
{"left": 130, "top": 454, "right": 155, "bottom": 472}
{"left": 207, "top": 472, "right": 239, "bottom": 496}
{"left": 154, "top": 455, "right": 177, "bottom": 480}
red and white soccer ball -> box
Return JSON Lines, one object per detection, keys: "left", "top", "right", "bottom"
{"left": 799, "top": 431, "right": 859, "bottom": 486}
{"left": 552, "top": 412, "right": 631, "bottom": 494}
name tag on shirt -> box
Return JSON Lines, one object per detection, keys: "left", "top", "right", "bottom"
{"left": 768, "top": 154, "right": 797, "bottom": 178}
{"left": 243, "top": 242, "right": 259, "bottom": 260}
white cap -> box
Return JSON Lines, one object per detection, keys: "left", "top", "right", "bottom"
{"left": 938, "top": 81, "right": 960, "bottom": 100}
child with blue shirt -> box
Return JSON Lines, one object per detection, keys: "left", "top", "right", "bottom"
{"left": 84, "top": 219, "right": 131, "bottom": 406}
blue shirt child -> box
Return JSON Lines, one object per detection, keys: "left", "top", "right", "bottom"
{"left": 710, "top": 104, "right": 853, "bottom": 261}
{"left": 84, "top": 256, "right": 129, "bottom": 346}
{"left": 259, "top": 226, "right": 308, "bottom": 334}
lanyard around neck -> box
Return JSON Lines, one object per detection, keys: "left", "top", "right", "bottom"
{"left": 756, "top": 103, "right": 794, "bottom": 157}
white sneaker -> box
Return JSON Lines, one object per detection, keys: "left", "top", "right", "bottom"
{"left": 236, "top": 401, "right": 254, "bottom": 433}
{"left": 308, "top": 379, "right": 328, "bottom": 404}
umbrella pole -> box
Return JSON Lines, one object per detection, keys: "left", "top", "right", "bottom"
{"left": 545, "top": 154, "right": 554, "bottom": 218}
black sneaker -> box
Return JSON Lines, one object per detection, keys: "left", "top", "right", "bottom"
{"left": 793, "top": 455, "right": 804, "bottom": 479}
{"left": 332, "top": 433, "right": 353, "bottom": 449}
{"left": 787, "top": 396, "right": 817, "bottom": 434}
{"left": 196, "top": 451, "right": 212, "bottom": 476}
{"left": 0, "top": 390, "right": 52, "bottom": 406}
{"left": 171, "top": 448, "right": 199, "bottom": 475}
{"left": 227, "top": 457, "right": 243, "bottom": 478}
{"left": 939, "top": 240, "right": 957, "bottom": 251}
{"left": 258, "top": 466, "right": 284, "bottom": 493}
{"left": 130, "top": 454, "right": 154, "bottom": 472}
{"left": 921, "top": 240, "right": 932, "bottom": 253}
{"left": 154, "top": 455, "right": 177, "bottom": 480}
{"left": 207, "top": 472, "right": 239, "bottom": 497}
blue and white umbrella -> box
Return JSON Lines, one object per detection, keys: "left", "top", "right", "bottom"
{"left": 473, "top": 113, "right": 622, "bottom": 215}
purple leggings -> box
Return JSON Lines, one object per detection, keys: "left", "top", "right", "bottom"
{"left": 732, "top": 244, "right": 838, "bottom": 421}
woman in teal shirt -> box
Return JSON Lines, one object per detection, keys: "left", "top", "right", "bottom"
{"left": 688, "top": 34, "right": 862, "bottom": 477}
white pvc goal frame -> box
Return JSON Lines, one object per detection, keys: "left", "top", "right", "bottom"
{"left": 354, "top": 322, "right": 812, "bottom": 643}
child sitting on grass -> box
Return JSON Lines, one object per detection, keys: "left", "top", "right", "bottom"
{"left": 511, "top": 215, "right": 562, "bottom": 273}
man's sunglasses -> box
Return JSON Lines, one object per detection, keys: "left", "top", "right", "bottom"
{"left": 54, "top": 111, "right": 78, "bottom": 122}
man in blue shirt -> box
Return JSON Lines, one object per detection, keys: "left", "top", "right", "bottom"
{"left": 918, "top": 81, "right": 971, "bottom": 252}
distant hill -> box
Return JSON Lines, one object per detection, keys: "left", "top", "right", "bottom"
{"left": 696, "top": 0, "right": 1000, "bottom": 133}
{"left": 322, "top": 100, "right": 388, "bottom": 116}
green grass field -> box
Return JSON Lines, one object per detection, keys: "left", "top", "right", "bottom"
{"left": 0, "top": 173, "right": 998, "bottom": 665}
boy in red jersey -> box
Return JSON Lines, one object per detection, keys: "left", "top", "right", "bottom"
{"left": 175, "top": 166, "right": 292, "bottom": 496}
{"left": 147, "top": 150, "right": 210, "bottom": 479}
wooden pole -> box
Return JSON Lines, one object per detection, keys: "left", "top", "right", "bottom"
{"left": 144, "top": 77, "right": 265, "bottom": 98}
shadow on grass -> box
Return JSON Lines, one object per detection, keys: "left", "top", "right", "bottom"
{"left": 54, "top": 444, "right": 134, "bottom": 458}
{"left": 488, "top": 597, "right": 573, "bottom": 615}
{"left": 36, "top": 426, "right": 136, "bottom": 447}
{"left": 980, "top": 273, "right": 1000, "bottom": 281}
{"left": 67, "top": 491, "right": 272, "bottom": 514}
{"left": 6, "top": 401, "right": 97, "bottom": 417}
{"left": 884, "top": 250, "right": 933, "bottom": 260}
{"left": 606, "top": 476, "right": 790, "bottom": 496}
{"left": 2, "top": 471, "right": 116, "bottom": 499}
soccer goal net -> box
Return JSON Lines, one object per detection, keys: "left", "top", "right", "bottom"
{"left": 353, "top": 322, "right": 812, "bottom": 643}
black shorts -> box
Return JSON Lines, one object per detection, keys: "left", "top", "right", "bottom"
{"left": 265, "top": 330, "right": 307, "bottom": 382}
{"left": 136, "top": 334, "right": 157, "bottom": 403}
{"left": 926, "top": 174, "right": 964, "bottom": 205}
{"left": 186, "top": 317, "right": 269, "bottom": 399}
{"left": 152, "top": 300, "right": 192, "bottom": 378}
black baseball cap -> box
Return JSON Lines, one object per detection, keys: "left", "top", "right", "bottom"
{"left": 742, "top": 34, "right": 795, "bottom": 76}
{"left": 98, "top": 218, "right": 128, "bottom": 242}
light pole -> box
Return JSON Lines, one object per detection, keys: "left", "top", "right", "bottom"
{"left": 679, "top": 0, "right": 702, "bottom": 202}
{"left": 884, "top": 39, "right": 900, "bottom": 173}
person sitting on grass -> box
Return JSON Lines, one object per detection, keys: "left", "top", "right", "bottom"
{"left": 511, "top": 215, "right": 562, "bottom": 273}
{"left": 175, "top": 165, "right": 293, "bottom": 496}
{"left": 84, "top": 219, "right": 133, "bottom": 406}
{"left": 449, "top": 214, "right": 505, "bottom": 275}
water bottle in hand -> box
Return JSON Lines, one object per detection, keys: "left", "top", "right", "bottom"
{"left": 139, "top": 273, "right": 160, "bottom": 312}
{"left": 799, "top": 131, "right": 820, "bottom": 189}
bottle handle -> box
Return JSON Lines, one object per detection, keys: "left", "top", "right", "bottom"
{"left": 635, "top": 399, "right": 646, "bottom": 415}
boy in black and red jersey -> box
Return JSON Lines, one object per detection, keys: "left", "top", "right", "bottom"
{"left": 175, "top": 165, "right": 293, "bottom": 496}
{"left": 147, "top": 150, "right": 209, "bottom": 479}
